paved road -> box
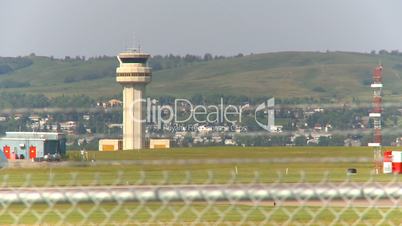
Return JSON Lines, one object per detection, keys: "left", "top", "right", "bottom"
{"left": 0, "top": 183, "right": 401, "bottom": 205}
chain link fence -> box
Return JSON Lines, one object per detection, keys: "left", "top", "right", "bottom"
{"left": 1, "top": 165, "right": 402, "bottom": 225}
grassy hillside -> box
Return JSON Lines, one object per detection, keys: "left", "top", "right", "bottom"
{"left": 1, "top": 52, "right": 402, "bottom": 100}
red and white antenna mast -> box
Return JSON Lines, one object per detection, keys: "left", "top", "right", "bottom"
{"left": 368, "top": 64, "right": 383, "bottom": 174}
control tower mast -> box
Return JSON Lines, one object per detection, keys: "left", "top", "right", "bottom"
{"left": 116, "top": 49, "right": 152, "bottom": 150}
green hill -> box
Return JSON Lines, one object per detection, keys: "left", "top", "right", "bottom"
{"left": 1, "top": 52, "right": 401, "bottom": 101}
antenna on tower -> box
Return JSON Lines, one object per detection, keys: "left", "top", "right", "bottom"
{"left": 127, "top": 33, "right": 137, "bottom": 52}
{"left": 132, "top": 33, "right": 136, "bottom": 50}
{"left": 369, "top": 63, "right": 384, "bottom": 174}
{"left": 124, "top": 38, "right": 128, "bottom": 51}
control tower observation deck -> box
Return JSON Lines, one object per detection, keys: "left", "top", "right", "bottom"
{"left": 116, "top": 50, "right": 152, "bottom": 150}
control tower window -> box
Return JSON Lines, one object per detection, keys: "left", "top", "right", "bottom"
{"left": 121, "top": 58, "right": 147, "bottom": 64}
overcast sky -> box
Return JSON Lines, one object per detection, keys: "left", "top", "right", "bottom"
{"left": 1, "top": 0, "right": 402, "bottom": 57}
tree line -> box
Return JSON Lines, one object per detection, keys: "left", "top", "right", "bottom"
{"left": 0, "top": 93, "right": 94, "bottom": 109}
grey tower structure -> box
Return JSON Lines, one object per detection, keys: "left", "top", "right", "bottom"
{"left": 116, "top": 50, "right": 152, "bottom": 150}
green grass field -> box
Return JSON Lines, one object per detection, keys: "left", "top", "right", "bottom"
{"left": 0, "top": 146, "right": 396, "bottom": 187}
{"left": 2, "top": 52, "right": 402, "bottom": 100}
{"left": 1, "top": 146, "right": 400, "bottom": 225}
{"left": 1, "top": 203, "right": 400, "bottom": 225}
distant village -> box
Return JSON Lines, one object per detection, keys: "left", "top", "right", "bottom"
{"left": 1, "top": 97, "right": 400, "bottom": 150}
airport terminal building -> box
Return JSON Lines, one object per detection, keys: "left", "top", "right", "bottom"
{"left": 0, "top": 132, "right": 66, "bottom": 160}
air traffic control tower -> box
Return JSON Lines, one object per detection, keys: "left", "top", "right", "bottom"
{"left": 116, "top": 50, "right": 152, "bottom": 150}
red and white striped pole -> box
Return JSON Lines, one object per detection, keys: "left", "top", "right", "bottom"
{"left": 383, "top": 150, "right": 392, "bottom": 174}
{"left": 392, "top": 151, "right": 402, "bottom": 174}
{"left": 368, "top": 65, "right": 383, "bottom": 174}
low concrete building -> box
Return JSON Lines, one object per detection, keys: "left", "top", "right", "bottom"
{"left": 0, "top": 132, "right": 66, "bottom": 160}
{"left": 59, "top": 121, "right": 77, "bottom": 134}
{"left": 149, "top": 139, "right": 170, "bottom": 149}
{"left": 99, "top": 139, "right": 122, "bottom": 151}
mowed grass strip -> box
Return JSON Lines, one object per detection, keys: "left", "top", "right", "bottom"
{"left": 1, "top": 147, "right": 397, "bottom": 186}
{"left": 72, "top": 146, "right": 373, "bottom": 160}
{"left": 1, "top": 202, "right": 400, "bottom": 225}
{"left": 1, "top": 147, "right": 399, "bottom": 225}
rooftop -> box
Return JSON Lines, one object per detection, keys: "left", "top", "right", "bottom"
{"left": 2, "top": 132, "right": 65, "bottom": 140}
{"left": 118, "top": 50, "right": 150, "bottom": 59}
